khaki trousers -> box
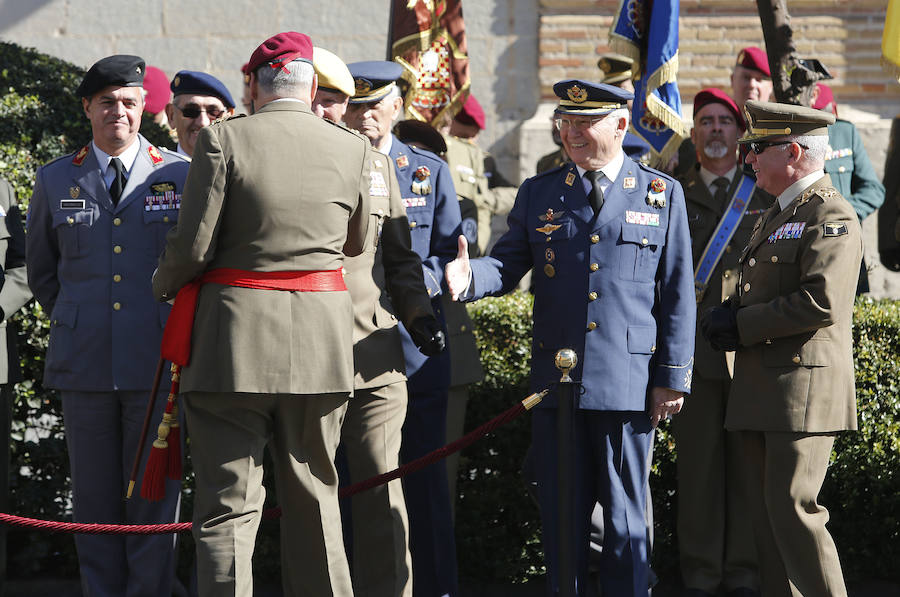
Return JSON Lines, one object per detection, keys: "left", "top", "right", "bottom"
{"left": 672, "top": 375, "right": 758, "bottom": 592}
{"left": 739, "top": 431, "right": 848, "bottom": 597}
{"left": 184, "top": 391, "right": 352, "bottom": 597}
{"left": 340, "top": 381, "right": 412, "bottom": 597}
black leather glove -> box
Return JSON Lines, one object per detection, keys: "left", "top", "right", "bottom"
{"left": 408, "top": 316, "right": 446, "bottom": 357}
{"left": 880, "top": 248, "right": 900, "bottom": 272}
{"left": 700, "top": 299, "right": 740, "bottom": 352}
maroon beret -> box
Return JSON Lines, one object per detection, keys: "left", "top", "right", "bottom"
{"left": 247, "top": 32, "right": 313, "bottom": 75}
{"left": 142, "top": 66, "right": 170, "bottom": 115}
{"left": 693, "top": 88, "right": 745, "bottom": 131}
{"left": 812, "top": 82, "right": 836, "bottom": 115}
{"left": 455, "top": 94, "right": 486, "bottom": 130}
{"left": 735, "top": 46, "right": 770, "bottom": 77}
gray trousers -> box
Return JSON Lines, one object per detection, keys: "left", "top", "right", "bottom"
{"left": 61, "top": 389, "right": 181, "bottom": 597}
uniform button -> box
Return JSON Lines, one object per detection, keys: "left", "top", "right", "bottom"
{"left": 589, "top": 292, "right": 598, "bottom": 300}
{"left": 163, "top": 216, "right": 170, "bottom": 223}
{"left": 838, "top": 166, "right": 846, "bottom": 173}
{"left": 641, "top": 237, "right": 649, "bottom": 245}
{"left": 743, "top": 282, "right": 751, "bottom": 292}
{"left": 113, "top": 245, "right": 122, "bottom": 254}
{"left": 66, "top": 216, "right": 74, "bottom": 225}
{"left": 113, "top": 274, "right": 122, "bottom": 282}
{"left": 113, "top": 302, "right": 121, "bottom": 311}
{"left": 587, "top": 322, "right": 597, "bottom": 331}
{"left": 771, "top": 255, "right": 778, "bottom": 263}
{"left": 723, "top": 271, "right": 731, "bottom": 279}
{"left": 377, "top": 209, "right": 385, "bottom": 216}
{"left": 792, "top": 355, "right": 801, "bottom": 364}
{"left": 651, "top": 345, "right": 656, "bottom": 353}
{"left": 590, "top": 263, "right": 599, "bottom": 272}
{"left": 410, "top": 221, "right": 417, "bottom": 228}
{"left": 726, "top": 245, "right": 732, "bottom": 253}
{"left": 539, "top": 341, "right": 545, "bottom": 348}
{"left": 748, "top": 258, "right": 756, "bottom": 267}
{"left": 765, "top": 339, "right": 773, "bottom": 345}
{"left": 460, "top": 325, "right": 467, "bottom": 332}
{"left": 591, "top": 235, "right": 599, "bottom": 244}
{"left": 52, "top": 319, "right": 58, "bottom": 325}
{"left": 113, "top": 217, "right": 122, "bottom": 226}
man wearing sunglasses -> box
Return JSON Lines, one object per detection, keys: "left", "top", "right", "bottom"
{"left": 702, "top": 100, "right": 860, "bottom": 597}
{"left": 165, "top": 70, "right": 235, "bottom": 158}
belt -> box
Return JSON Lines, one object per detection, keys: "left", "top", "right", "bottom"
{"left": 161, "top": 267, "right": 346, "bottom": 366}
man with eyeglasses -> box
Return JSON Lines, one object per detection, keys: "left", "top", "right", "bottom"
{"left": 675, "top": 88, "right": 771, "bottom": 597}
{"left": 165, "top": 70, "right": 235, "bottom": 158}
{"left": 701, "top": 100, "right": 860, "bottom": 597}
{"left": 445, "top": 80, "right": 695, "bottom": 596}
{"left": 26, "top": 54, "right": 189, "bottom": 597}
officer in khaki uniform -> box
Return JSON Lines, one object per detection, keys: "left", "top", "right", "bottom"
{"left": 312, "top": 50, "right": 442, "bottom": 597}
{"left": 152, "top": 33, "right": 370, "bottom": 597}
{"left": 702, "top": 101, "right": 861, "bottom": 597}
{"left": 676, "top": 89, "right": 769, "bottom": 597}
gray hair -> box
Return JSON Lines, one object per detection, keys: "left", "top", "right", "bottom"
{"left": 610, "top": 107, "right": 630, "bottom": 126}
{"left": 256, "top": 60, "right": 315, "bottom": 98}
{"left": 791, "top": 134, "right": 828, "bottom": 164}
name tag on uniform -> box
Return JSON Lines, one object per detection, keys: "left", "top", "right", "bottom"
{"left": 60, "top": 199, "right": 86, "bottom": 209}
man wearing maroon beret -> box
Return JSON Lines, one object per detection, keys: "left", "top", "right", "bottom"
{"left": 673, "top": 88, "right": 773, "bottom": 597}
{"left": 731, "top": 46, "right": 773, "bottom": 112}
{"left": 153, "top": 31, "right": 372, "bottom": 597}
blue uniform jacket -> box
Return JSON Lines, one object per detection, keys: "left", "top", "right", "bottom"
{"left": 469, "top": 157, "right": 695, "bottom": 411}
{"left": 26, "top": 135, "right": 190, "bottom": 391}
{"left": 389, "top": 136, "right": 462, "bottom": 389}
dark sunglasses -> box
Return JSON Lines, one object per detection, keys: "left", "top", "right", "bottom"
{"left": 175, "top": 104, "right": 226, "bottom": 120}
{"left": 749, "top": 140, "right": 809, "bottom": 155}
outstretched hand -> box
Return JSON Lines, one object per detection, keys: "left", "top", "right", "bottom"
{"left": 444, "top": 234, "right": 471, "bottom": 301}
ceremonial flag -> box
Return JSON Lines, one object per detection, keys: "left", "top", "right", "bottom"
{"left": 389, "top": 0, "right": 470, "bottom": 125}
{"left": 610, "top": 0, "right": 687, "bottom": 166}
{"left": 883, "top": 0, "right": 900, "bottom": 83}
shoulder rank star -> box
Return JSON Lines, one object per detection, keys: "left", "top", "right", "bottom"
{"left": 411, "top": 165, "right": 432, "bottom": 195}
{"left": 539, "top": 208, "right": 566, "bottom": 222}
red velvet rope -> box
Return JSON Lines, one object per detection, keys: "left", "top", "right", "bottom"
{"left": 0, "top": 395, "right": 535, "bottom": 535}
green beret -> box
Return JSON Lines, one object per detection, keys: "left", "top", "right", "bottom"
{"left": 738, "top": 100, "right": 835, "bottom": 143}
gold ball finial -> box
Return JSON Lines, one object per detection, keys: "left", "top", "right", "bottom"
{"left": 555, "top": 348, "right": 578, "bottom": 382}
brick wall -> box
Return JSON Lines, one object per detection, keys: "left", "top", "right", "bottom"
{"left": 538, "top": 0, "right": 897, "bottom": 104}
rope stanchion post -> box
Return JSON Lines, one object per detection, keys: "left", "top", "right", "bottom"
{"left": 555, "top": 348, "right": 578, "bottom": 597}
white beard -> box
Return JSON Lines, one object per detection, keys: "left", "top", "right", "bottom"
{"left": 703, "top": 140, "right": 730, "bottom": 159}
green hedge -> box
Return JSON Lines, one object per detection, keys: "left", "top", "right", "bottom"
{"left": 456, "top": 293, "right": 900, "bottom": 585}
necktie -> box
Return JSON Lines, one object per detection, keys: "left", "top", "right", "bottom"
{"left": 712, "top": 177, "right": 729, "bottom": 205}
{"left": 109, "top": 157, "right": 126, "bottom": 205}
{"left": 584, "top": 170, "right": 604, "bottom": 215}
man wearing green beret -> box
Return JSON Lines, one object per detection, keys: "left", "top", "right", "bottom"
{"left": 702, "top": 100, "right": 860, "bottom": 597}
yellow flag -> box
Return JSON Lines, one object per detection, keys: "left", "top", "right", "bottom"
{"left": 884, "top": 0, "right": 900, "bottom": 82}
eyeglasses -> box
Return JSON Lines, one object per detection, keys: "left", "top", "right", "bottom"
{"left": 175, "top": 104, "right": 226, "bottom": 120}
{"left": 553, "top": 115, "right": 607, "bottom": 131}
{"left": 749, "top": 140, "right": 809, "bottom": 155}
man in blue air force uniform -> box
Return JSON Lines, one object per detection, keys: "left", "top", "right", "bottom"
{"left": 26, "top": 55, "right": 188, "bottom": 597}
{"left": 445, "top": 80, "right": 695, "bottom": 596}
{"left": 344, "top": 61, "right": 463, "bottom": 597}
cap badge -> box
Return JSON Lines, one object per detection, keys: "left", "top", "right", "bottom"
{"left": 173, "top": 76, "right": 181, "bottom": 87}
{"left": 69, "top": 186, "right": 80, "bottom": 199}
{"left": 567, "top": 84, "right": 588, "bottom": 103}
{"left": 598, "top": 59, "right": 611, "bottom": 74}
{"left": 738, "top": 50, "right": 746, "bottom": 64}
{"left": 355, "top": 78, "right": 373, "bottom": 95}
{"left": 136, "top": 66, "right": 142, "bottom": 74}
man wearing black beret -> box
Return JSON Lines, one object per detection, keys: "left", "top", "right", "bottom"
{"left": 26, "top": 54, "right": 189, "bottom": 597}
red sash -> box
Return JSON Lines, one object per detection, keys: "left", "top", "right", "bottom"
{"left": 161, "top": 268, "right": 346, "bottom": 366}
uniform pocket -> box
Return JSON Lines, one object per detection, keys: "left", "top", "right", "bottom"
{"left": 52, "top": 209, "right": 94, "bottom": 258}
{"left": 763, "top": 336, "right": 830, "bottom": 368}
{"left": 143, "top": 208, "right": 178, "bottom": 255}
{"left": 47, "top": 302, "right": 78, "bottom": 373}
{"left": 619, "top": 223, "right": 667, "bottom": 282}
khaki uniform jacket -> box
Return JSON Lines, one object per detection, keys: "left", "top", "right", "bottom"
{"left": 0, "top": 180, "right": 31, "bottom": 385}
{"left": 682, "top": 167, "right": 772, "bottom": 380}
{"left": 153, "top": 101, "right": 369, "bottom": 395}
{"left": 344, "top": 150, "right": 434, "bottom": 389}
{"left": 727, "top": 174, "right": 861, "bottom": 432}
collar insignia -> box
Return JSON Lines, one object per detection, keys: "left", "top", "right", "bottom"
{"left": 72, "top": 145, "right": 90, "bottom": 166}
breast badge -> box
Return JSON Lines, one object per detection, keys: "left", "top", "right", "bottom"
{"left": 539, "top": 208, "right": 566, "bottom": 223}
{"left": 823, "top": 222, "right": 848, "bottom": 237}
{"left": 411, "top": 165, "right": 432, "bottom": 195}
{"left": 69, "top": 186, "right": 80, "bottom": 199}
{"left": 647, "top": 177, "right": 667, "bottom": 208}
{"left": 536, "top": 223, "right": 562, "bottom": 236}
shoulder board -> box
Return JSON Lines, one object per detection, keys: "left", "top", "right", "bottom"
{"left": 225, "top": 113, "right": 246, "bottom": 121}
{"left": 71, "top": 144, "right": 91, "bottom": 166}
{"left": 408, "top": 144, "right": 443, "bottom": 163}
{"left": 816, "top": 186, "right": 841, "bottom": 201}
{"left": 322, "top": 118, "right": 371, "bottom": 144}
{"left": 158, "top": 146, "right": 190, "bottom": 162}
{"left": 636, "top": 161, "right": 675, "bottom": 183}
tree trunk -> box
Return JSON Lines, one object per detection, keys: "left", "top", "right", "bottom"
{"left": 756, "top": 0, "right": 822, "bottom": 106}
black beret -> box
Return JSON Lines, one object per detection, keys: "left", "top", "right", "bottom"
{"left": 77, "top": 55, "right": 146, "bottom": 98}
